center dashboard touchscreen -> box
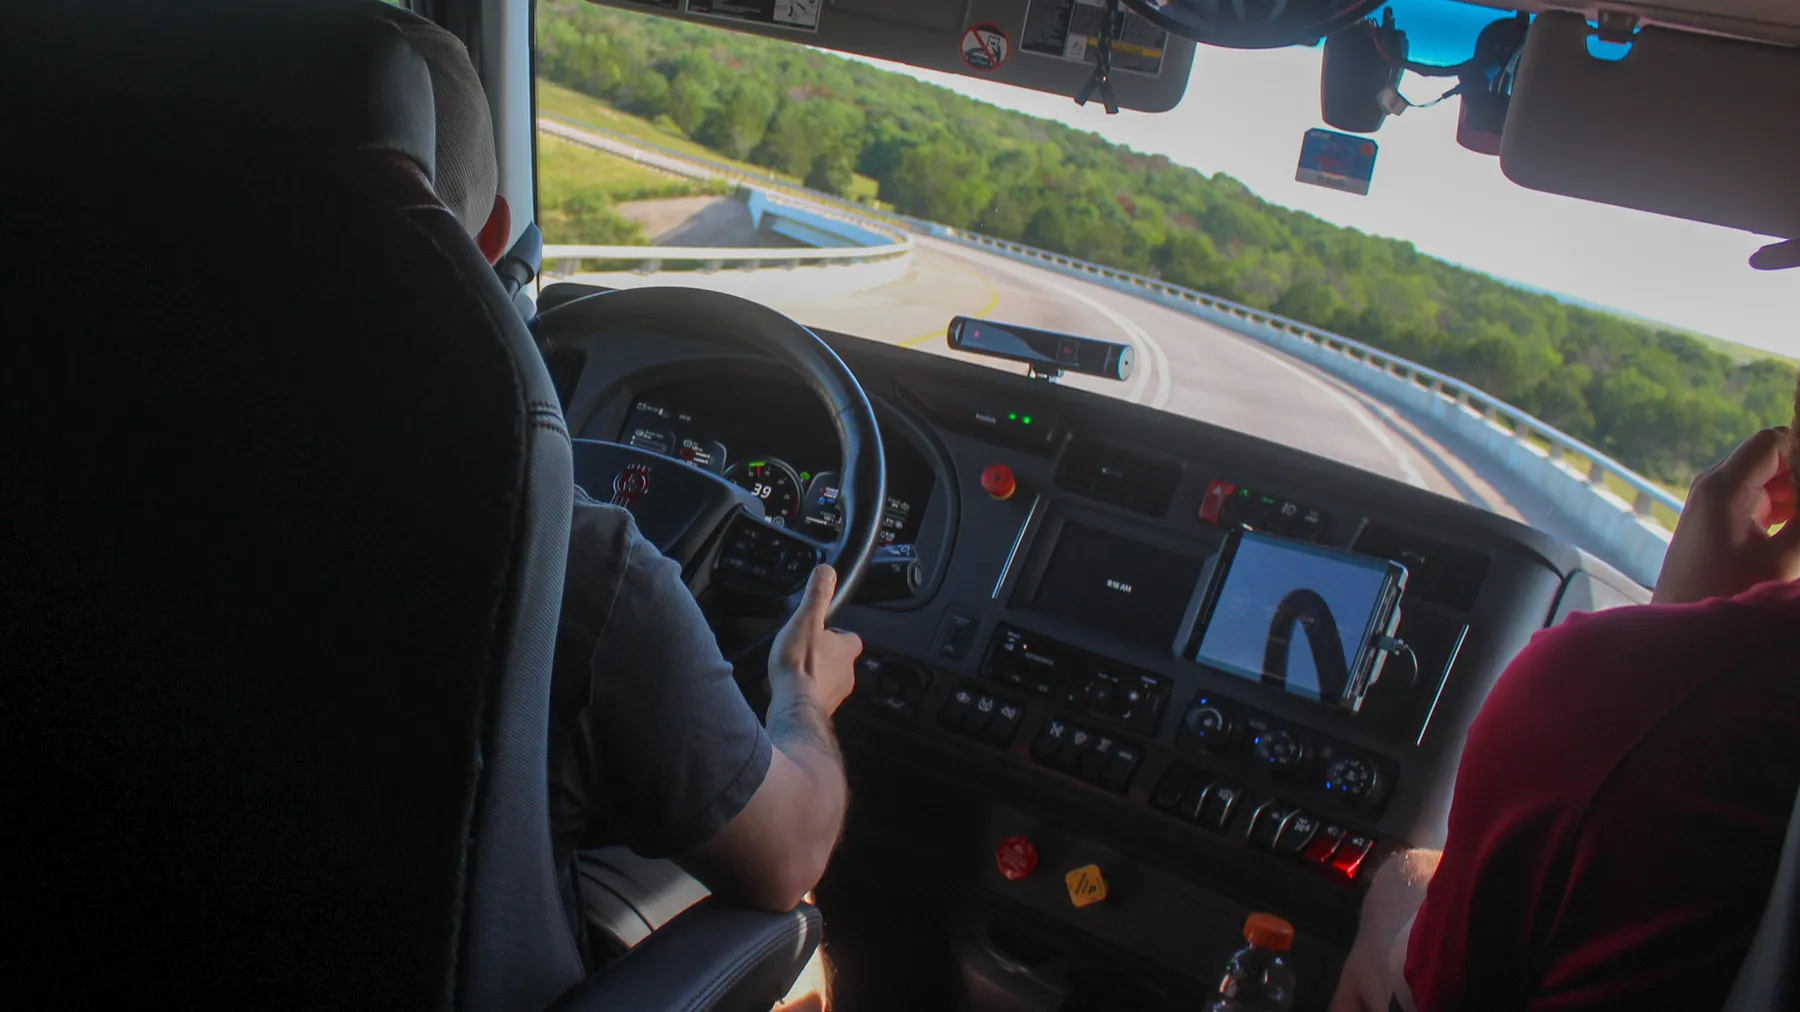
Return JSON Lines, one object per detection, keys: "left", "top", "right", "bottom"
{"left": 1021, "top": 521, "right": 1205, "bottom": 652}
{"left": 1193, "top": 531, "right": 1406, "bottom": 712}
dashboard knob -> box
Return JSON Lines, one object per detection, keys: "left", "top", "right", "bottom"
{"left": 1181, "top": 698, "right": 1233, "bottom": 749}
{"left": 1325, "top": 755, "right": 1382, "bottom": 801}
{"left": 1252, "top": 728, "right": 1307, "bottom": 772}
{"left": 981, "top": 463, "right": 1017, "bottom": 501}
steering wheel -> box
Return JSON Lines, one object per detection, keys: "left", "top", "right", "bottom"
{"left": 531, "top": 287, "right": 885, "bottom": 626}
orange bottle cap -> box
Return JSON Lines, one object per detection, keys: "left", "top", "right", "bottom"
{"left": 1243, "top": 913, "right": 1294, "bottom": 951}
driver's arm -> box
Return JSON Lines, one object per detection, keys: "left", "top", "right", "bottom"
{"left": 676, "top": 566, "right": 856, "bottom": 911}
{"left": 552, "top": 501, "right": 852, "bottom": 913}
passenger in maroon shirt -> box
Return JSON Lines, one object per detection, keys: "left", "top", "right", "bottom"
{"left": 1331, "top": 389, "right": 1800, "bottom": 1012}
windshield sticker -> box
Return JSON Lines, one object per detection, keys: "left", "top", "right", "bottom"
{"left": 1296, "top": 128, "right": 1378, "bottom": 196}
{"left": 685, "top": 0, "right": 820, "bottom": 33}
{"left": 962, "top": 23, "right": 1011, "bottom": 73}
{"left": 1021, "top": 0, "right": 1166, "bottom": 78}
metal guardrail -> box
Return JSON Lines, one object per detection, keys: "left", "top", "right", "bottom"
{"left": 539, "top": 115, "right": 912, "bottom": 277}
{"left": 542, "top": 237, "right": 911, "bottom": 275}
{"left": 942, "top": 230, "right": 1685, "bottom": 521}
{"left": 537, "top": 109, "right": 1684, "bottom": 528}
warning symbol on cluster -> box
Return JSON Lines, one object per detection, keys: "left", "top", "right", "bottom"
{"left": 961, "top": 23, "right": 1011, "bottom": 72}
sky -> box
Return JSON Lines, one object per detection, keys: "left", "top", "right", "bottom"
{"left": 855, "top": 45, "right": 1800, "bottom": 360}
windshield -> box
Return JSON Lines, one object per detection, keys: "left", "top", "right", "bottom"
{"left": 532, "top": 1, "right": 1798, "bottom": 575}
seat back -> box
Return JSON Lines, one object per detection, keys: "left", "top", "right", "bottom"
{"left": 1723, "top": 784, "right": 1800, "bottom": 1012}
{"left": 0, "top": 2, "right": 580, "bottom": 1007}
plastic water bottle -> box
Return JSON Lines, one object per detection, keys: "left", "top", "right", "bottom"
{"left": 1206, "top": 913, "right": 1298, "bottom": 1012}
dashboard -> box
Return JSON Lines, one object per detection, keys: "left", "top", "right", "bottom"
{"left": 617, "top": 375, "right": 934, "bottom": 548}
{"left": 553, "top": 291, "right": 1647, "bottom": 1011}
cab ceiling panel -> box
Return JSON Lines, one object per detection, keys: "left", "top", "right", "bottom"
{"left": 585, "top": 0, "right": 1196, "bottom": 113}
{"left": 1449, "top": 0, "right": 1800, "bottom": 46}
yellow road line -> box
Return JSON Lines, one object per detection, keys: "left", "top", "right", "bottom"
{"left": 900, "top": 275, "right": 1001, "bottom": 347}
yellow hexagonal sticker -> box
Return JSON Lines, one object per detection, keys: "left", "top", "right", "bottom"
{"left": 1064, "top": 864, "right": 1108, "bottom": 908}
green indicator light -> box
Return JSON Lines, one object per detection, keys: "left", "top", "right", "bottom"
{"left": 1238, "top": 488, "right": 1251, "bottom": 497}
{"left": 748, "top": 460, "right": 766, "bottom": 468}
{"left": 1007, "top": 412, "right": 1018, "bottom": 421}
{"left": 1022, "top": 416, "right": 1033, "bottom": 425}
{"left": 1261, "top": 496, "right": 1277, "bottom": 505}
{"left": 799, "top": 471, "right": 811, "bottom": 482}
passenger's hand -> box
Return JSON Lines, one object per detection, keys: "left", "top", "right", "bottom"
{"left": 768, "top": 566, "right": 861, "bottom": 716}
{"left": 1328, "top": 849, "right": 1439, "bottom": 1012}
{"left": 1653, "top": 427, "right": 1800, "bottom": 606}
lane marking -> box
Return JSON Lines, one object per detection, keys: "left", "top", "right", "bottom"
{"left": 1222, "top": 334, "right": 1428, "bottom": 489}
{"left": 902, "top": 274, "right": 999, "bottom": 347}
{"left": 928, "top": 240, "right": 1172, "bottom": 409}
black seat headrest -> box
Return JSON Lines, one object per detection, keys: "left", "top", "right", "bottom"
{"left": 6, "top": 0, "right": 436, "bottom": 185}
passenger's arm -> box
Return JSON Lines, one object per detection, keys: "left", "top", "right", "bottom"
{"left": 678, "top": 566, "right": 857, "bottom": 912}
{"left": 1328, "top": 849, "right": 1439, "bottom": 1012}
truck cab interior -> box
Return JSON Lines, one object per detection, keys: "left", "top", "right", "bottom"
{"left": 3, "top": 2, "right": 1796, "bottom": 1011}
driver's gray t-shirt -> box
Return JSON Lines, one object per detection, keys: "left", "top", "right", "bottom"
{"left": 548, "top": 494, "right": 772, "bottom": 864}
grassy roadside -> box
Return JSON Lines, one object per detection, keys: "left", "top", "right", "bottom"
{"left": 535, "top": 78, "right": 881, "bottom": 202}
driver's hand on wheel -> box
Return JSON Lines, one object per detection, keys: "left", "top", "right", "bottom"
{"left": 769, "top": 565, "right": 861, "bottom": 716}
{"left": 1653, "top": 427, "right": 1800, "bottom": 606}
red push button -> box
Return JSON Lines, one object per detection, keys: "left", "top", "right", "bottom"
{"left": 995, "top": 835, "right": 1039, "bottom": 881}
{"left": 981, "top": 464, "right": 1017, "bottom": 501}
{"left": 1327, "top": 834, "right": 1374, "bottom": 882}
{"left": 1302, "top": 824, "right": 1347, "bottom": 866}
{"left": 1198, "top": 480, "right": 1236, "bottom": 523}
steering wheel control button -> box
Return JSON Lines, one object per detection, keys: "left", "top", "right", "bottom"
{"left": 1064, "top": 865, "right": 1109, "bottom": 909}
{"left": 714, "top": 517, "right": 820, "bottom": 596}
{"left": 995, "top": 836, "right": 1039, "bottom": 882}
{"left": 1327, "top": 835, "right": 1375, "bottom": 882}
{"left": 980, "top": 463, "right": 1017, "bottom": 501}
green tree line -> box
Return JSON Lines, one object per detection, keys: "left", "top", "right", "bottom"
{"left": 537, "top": 1, "right": 1794, "bottom": 485}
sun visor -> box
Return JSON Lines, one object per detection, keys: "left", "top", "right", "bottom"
{"left": 1500, "top": 11, "right": 1800, "bottom": 239}
{"left": 584, "top": 0, "right": 1195, "bottom": 113}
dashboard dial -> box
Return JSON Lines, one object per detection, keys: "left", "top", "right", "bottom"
{"left": 727, "top": 458, "right": 803, "bottom": 526}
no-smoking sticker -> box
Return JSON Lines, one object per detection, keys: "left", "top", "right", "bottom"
{"left": 961, "top": 23, "right": 1010, "bottom": 72}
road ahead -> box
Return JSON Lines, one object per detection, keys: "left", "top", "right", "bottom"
{"left": 767, "top": 235, "right": 1595, "bottom": 546}
{"left": 546, "top": 113, "right": 1595, "bottom": 548}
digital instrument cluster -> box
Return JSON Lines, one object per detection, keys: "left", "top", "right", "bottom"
{"left": 619, "top": 381, "right": 931, "bottom": 547}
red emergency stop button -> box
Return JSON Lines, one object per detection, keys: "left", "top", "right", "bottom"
{"left": 981, "top": 463, "right": 1017, "bottom": 501}
{"left": 995, "top": 835, "right": 1039, "bottom": 881}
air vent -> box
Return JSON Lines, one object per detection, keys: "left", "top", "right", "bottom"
{"left": 1055, "top": 440, "right": 1184, "bottom": 517}
{"left": 1353, "top": 524, "right": 1489, "bottom": 612}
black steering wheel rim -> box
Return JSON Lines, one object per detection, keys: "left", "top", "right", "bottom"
{"left": 531, "top": 286, "right": 886, "bottom": 616}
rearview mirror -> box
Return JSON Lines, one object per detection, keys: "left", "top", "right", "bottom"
{"left": 1501, "top": 12, "right": 1800, "bottom": 240}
